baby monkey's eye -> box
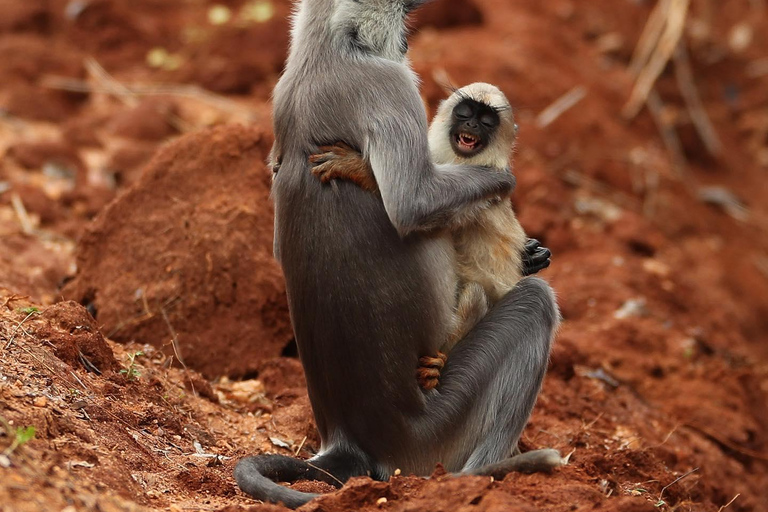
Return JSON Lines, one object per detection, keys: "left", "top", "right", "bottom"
{"left": 454, "top": 102, "right": 473, "bottom": 120}
{"left": 480, "top": 113, "right": 499, "bottom": 128}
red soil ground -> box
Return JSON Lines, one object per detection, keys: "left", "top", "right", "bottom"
{"left": 1, "top": 0, "right": 767, "bottom": 511}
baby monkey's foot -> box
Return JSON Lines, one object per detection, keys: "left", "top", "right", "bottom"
{"left": 417, "top": 352, "right": 448, "bottom": 390}
{"left": 309, "top": 142, "right": 379, "bottom": 192}
{"left": 522, "top": 238, "right": 551, "bottom": 276}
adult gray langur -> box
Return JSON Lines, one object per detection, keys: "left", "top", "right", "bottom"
{"left": 234, "top": 0, "right": 563, "bottom": 508}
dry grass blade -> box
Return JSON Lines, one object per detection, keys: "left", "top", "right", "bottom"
{"left": 3, "top": 310, "right": 37, "bottom": 350}
{"left": 306, "top": 462, "right": 344, "bottom": 487}
{"left": 628, "top": 0, "right": 672, "bottom": 75}
{"left": 658, "top": 467, "right": 698, "bottom": 502}
{"left": 536, "top": 86, "right": 587, "bottom": 128}
{"left": 161, "top": 307, "right": 196, "bottom": 397}
{"left": 10, "top": 194, "right": 34, "bottom": 235}
{"left": 42, "top": 76, "right": 250, "bottom": 116}
{"left": 646, "top": 88, "right": 687, "bottom": 175}
{"left": 673, "top": 42, "right": 722, "bottom": 156}
{"left": 686, "top": 423, "right": 768, "bottom": 461}
{"left": 623, "top": 0, "right": 691, "bottom": 119}
{"left": 718, "top": 494, "right": 740, "bottom": 512}
{"left": 82, "top": 58, "right": 191, "bottom": 132}
{"left": 85, "top": 58, "right": 136, "bottom": 104}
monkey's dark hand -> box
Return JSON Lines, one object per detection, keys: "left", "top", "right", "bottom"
{"left": 417, "top": 352, "right": 447, "bottom": 390}
{"left": 522, "top": 238, "right": 551, "bottom": 276}
{"left": 309, "top": 142, "right": 379, "bottom": 192}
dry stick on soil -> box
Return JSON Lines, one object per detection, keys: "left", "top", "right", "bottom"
{"left": 160, "top": 307, "right": 197, "bottom": 398}
{"left": 560, "top": 169, "right": 643, "bottom": 211}
{"left": 718, "top": 494, "right": 741, "bottom": 512}
{"left": 642, "top": 162, "right": 661, "bottom": 217}
{"left": 4, "top": 310, "right": 38, "bottom": 350}
{"left": 645, "top": 89, "right": 687, "bottom": 176}
{"left": 1, "top": 295, "right": 30, "bottom": 309}
{"left": 83, "top": 58, "right": 192, "bottom": 132}
{"left": 685, "top": 423, "right": 768, "bottom": 462}
{"left": 628, "top": 0, "right": 672, "bottom": 76}
{"left": 755, "top": 256, "right": 768, "bottom": 280}
{"left": 42, "top": 76, "right": 251, "bottom": 119}
{"left": 10, "top": 193, "right": 34, "bottom": 235}
{"left": 673, "top": 42, "right": 722, "bottom": 156}
{"left": 85, "top": 58, "right": 136, "bottom": 105}
{"left": 658, "top": 467, "right": 698, "bottom": 505}
{"left": 306, "top": 461, "right": 345, "bottom": 487}
{"left": 623, "top": 0, "right": 691, "bottom": 119}
{"left": 536, "top": 86, "right": 587, "bottom": 128}
{"left": 295, "top": 435, "right": 307, "bottom": 456}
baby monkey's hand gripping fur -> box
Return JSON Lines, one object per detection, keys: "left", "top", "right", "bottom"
{"left": 312, "top": 83, "right": 553, "bottom": 356}
{"left": 235, "top": 2, "right": 563, "bottom": 509}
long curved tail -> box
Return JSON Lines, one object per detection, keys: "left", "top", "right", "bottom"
{"left": 235, "top": 449, "right": 376, "bottom": 509}
{"left": 234, "top": 454, "right": 337, "bottom": 509}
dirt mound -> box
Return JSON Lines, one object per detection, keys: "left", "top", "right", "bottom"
{"left": 62, "top": 124, "right": 293, "bottom": 378}
{"left": 35, "top": 301, "right": 120, "bottom": 374}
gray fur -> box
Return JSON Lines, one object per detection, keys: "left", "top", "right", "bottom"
{"left": 237, "top": 0, "right": 560, "bottom": 505}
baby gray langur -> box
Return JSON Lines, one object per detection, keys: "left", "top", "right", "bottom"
{"left": 234, "top": 0, "right": 563, "bottom": 508}
{"left": 311, "top": 82, "right": 552, "bottom": 354}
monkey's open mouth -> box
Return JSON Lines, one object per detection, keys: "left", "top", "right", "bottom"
{"left": 455, "top": 133, "right": 482, "bottom": 152}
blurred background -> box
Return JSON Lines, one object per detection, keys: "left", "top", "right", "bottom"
{"left": 0, "top": 1, "right": 767, "bottom": 511}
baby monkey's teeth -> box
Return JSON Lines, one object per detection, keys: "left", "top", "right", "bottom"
{"left": 458, "top": 133, "right": 478, "bottom": 148}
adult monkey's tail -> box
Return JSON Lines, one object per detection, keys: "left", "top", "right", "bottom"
{"left": 235, "top": 455, "right": 327, "bottom": 508}
{"left": 235, "top": 449, "right": 374, "bottom": 509}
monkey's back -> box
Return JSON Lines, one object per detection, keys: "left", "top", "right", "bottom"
{"left": 272, "top": 153, "right": 457, "bottom": 464}
{"left": 453, "top": 200, "right": 526, "bottom": 304}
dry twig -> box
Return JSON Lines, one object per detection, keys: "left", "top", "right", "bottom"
{"left": 673, "top": 42, "right": 722, "bottom": 156}
{"left": 658, "top": 467, "right": 698, "bottom": 503}
{"left": 161, "top": 307, "right": 197, "bottom": 397}
{"left": 645, "top": 89, "right": 687, "bottom": 175}
{"left": 10, "top": 194, "right": 34, "bottom": 235}
{"left": 624, "top": 0, "right": 691, "bottom": 119}
{"left": 718, "top": 494, "right": 741, "bottom": 512}
{"left": 628, "top": 0, "right": 672, "bottom": 76}
{"left": 4, "top": 310, "right": 37, "bottom": 350}
{"left": 43, "top": 75, "right": 249, "bottom": 117}
{"left": 536, "top": 86, "right": 587, "bottom": 128}
{"left": 686, "top": 423, "right": 768, "bottom": 461}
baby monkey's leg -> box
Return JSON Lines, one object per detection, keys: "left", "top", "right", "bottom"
{"left": 442, "top": 282, "right": 489, "bottom": 354}
{"left": 417, "top": 352, "right": 447, "bottom": 390}
{"left": 309, "top": 143, "right": 379, "bottom": 192}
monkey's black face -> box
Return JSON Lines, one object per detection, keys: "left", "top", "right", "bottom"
{"left": 449, "top": 99, "right": 500, "bottom": 158}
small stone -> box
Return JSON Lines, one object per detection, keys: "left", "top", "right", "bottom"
{"left": 33, "top": 396, "right": 48, "bottom": 407}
